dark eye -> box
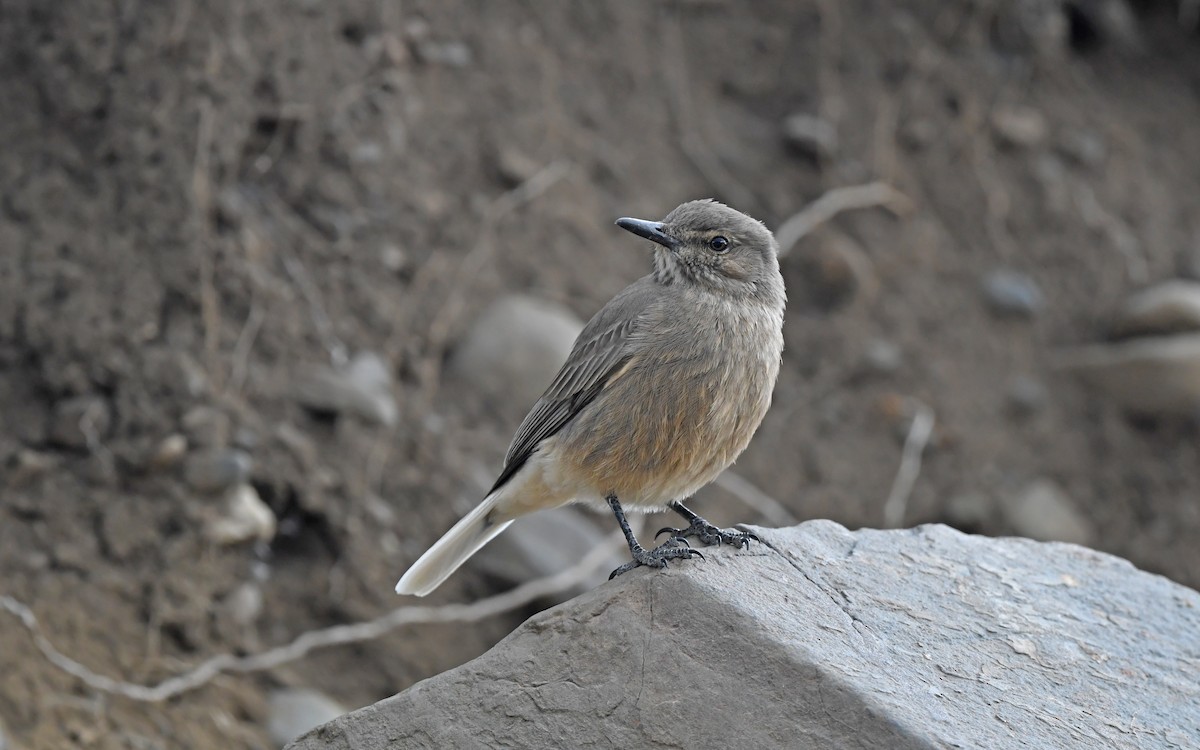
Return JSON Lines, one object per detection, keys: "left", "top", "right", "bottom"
{"left": 709, "top": 236, "right": 730, "bottom": 253}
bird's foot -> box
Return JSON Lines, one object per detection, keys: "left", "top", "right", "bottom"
{"left": 608, "top": 538, "right": 703, "bottom": 580}
{"left": 657, "top": 517, "right": 760, "bottom": 549}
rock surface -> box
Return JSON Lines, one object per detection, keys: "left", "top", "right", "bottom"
{"left": 289, "top": 522, "right": 1200, "bottom": 750}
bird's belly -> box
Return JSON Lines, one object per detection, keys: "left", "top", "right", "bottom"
{"left": 552, "top": 354, "right": 774, "bottom": 510}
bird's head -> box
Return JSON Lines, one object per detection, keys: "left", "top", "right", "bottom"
{"left": 616, "top": 199, "right": 783, "bottom": 303}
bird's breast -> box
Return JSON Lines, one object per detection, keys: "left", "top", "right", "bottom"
{"left": 555, "top": 297, "right": 783, "bottom": 507}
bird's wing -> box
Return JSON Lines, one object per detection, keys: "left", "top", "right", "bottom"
{"left": 490, "top": 281, "right": 656, "bottom": 493}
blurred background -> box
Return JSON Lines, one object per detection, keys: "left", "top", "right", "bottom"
{"left": 2, "top": 0, "right": 1200, "bottom": 747}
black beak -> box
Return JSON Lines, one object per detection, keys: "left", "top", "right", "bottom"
{"left": 616, "top": 217, "right": 680, "bottom": 250}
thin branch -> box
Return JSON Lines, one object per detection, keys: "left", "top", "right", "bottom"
{"left": 715, "top": 470, "right": 798, "bottom": 527}
{"left": 0, "top": 533, "right": 622, "bottom": 704}
{"left": 775, "top": 182, "right": 911, "bottom": 257}
{"left": 882, "top": 401, "right": 935, "bottom": 529}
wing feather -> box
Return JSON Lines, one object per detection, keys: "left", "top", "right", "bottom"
{"left": 489, "top": 283, "right": 656, "bottom": 493}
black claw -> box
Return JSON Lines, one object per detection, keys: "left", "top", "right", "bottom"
{"left": 655, "top": 526, "right": 680, "bottom": 540}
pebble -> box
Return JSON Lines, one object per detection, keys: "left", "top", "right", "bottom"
{"left": 788, "top": 231, "right": 876, "bottom": 310}
{"left": 944, "top": 491, "right": 993, "bottom": 531}
{"left": 990, "top": 106, "right": 1048, "bottom": 149}
{"left": 8, "top": 449, "right": 58, "bottom": 485}
{"left": 293, "top": 351, "right": 398, "bottom": 426}
{"left": 379, "top": 244, "right": 407, "bottom": 273}
{"left": 1001, "top": 479, "right": 1095, "bottom": 546}
{"left": 49, "top": 396, "right": 111, "bottom": 451}
{"left": 782, "top": 113, "right": 838, "bottom": 160}
{"left": 148, "top": 434, "right": 189, "bottom": 469}
{"left": 181, "top": 406, "right": 231, "bottom": 449}
{"left": 205, "top": 484, "right": 276, "bottom": 545}
{"left": 1054, "top": 334, "right": 1200, "bottom": 416}
{"left": 861, "top": 339, "right": 903, "bottom": 375}
{"left": 267, "top": 688, "right": 347, "bottom": 747}
{"left": 982, "top": 270, "right": 1043, "bottom": 318}
{"left": 184, "top": 449, "right": 252, "bottom": 494}
{"left": 1110, "top": 280, "right": 1200, "bottom": 339}
{"left": 1056, "top": 129, "right": 1106, "bottom": 168}
{"left": 223, "top": 582, "right": 264, "bottom": 626}
{"left": 448, "top": 295, "right": 583, "bottom": 409}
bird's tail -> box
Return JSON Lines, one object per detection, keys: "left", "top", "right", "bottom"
{"left": 394, "top": 492, "right": 513, "bottom": 597}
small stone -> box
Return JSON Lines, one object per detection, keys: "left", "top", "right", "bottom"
{"left": 416, "top": 40, "right": 472, "bottom": 67}
{"left": 380, "top": 244, "right": 407, "bottom": 272}
{"left": 1002, "top": 479, "right": 1095, "bottom": 546}
{"left": 293, "top": 351, "right": 397, "bottom": 426}
{"left": 1006, "top": 375, "right": 1049, "bottom": 416}
{"left": 233, "top": 426, "right": 260, "bottom": 452}
{"left": 181, "top": 406, "right": 231, "bottom": 449}
{"left": 205, "top": 484, "right": 276, "bottom": 545}
{"left": 184, "top": 449, "right": 252, "bottom": 494}
{"left": 148, "top": 434, "right": 188, "bottom": 469}
{"left": 1110, "top": 280, "right": 1200, "bottom": 339}
{"left": 8, "top": 449, "right": 58, "bottom": 485}
{"left": 861, "top": 339, "right": 902, "bottom": 375}
{"left": 1054, "top": 334, "right": 1200, "bottom": 416}
{"left": 351, "top": 142, "right": 384, "bottom": 164}
{"left": 982, "top": 270, "right": 1043, "bottom": 318}
{"left": 223, "top": 582, "right": 263, "bottom": 626}
{"left": 899, "top": 118, "right": 937, "bottom": 152}
{"left": 49, "top": 396, "right": 111, "bottom": 451}
{"left": 991, "top": 106, "right": 1048, "bottom": 149}
{"left": 493, "top": 146, "right": 541, "bottom": 187}
{"left": 782, "top": 113, "right": 838, "bottom": 160}
{"left": 448, "top": 295, "right": 583, "bottom": 409}
{"left": 1056, "top": 129, "right": 1106, "bottom": 168}
{"left": 268, "top": 688, "right": 346, "bottom": 747}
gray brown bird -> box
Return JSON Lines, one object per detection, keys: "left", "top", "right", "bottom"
{"left": 396, "top": 199, "right": 786, "bottom": 596}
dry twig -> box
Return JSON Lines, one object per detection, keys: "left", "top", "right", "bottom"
{"left": 775, "top": 182, "right": 911, "bottom": 257}
{"left": 882, "top": 401, "right": 935, "bottom": 528}
{"left": 0, "top": 533, "right": 622, "bottom": 704}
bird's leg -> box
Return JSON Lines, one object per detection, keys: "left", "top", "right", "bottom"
{"left": 607, "top": 494, "right": 703, "bottom": 580}
{"left": 656, "top": 500, "right": 760, "bottom": 549}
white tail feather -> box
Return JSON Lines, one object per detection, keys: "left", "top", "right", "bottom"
{"left": 394, "top": 493, "right": 513, "bottom": 597}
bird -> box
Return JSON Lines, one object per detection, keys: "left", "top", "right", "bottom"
{"left": 395, "top": 199, "right": 786, "bottom": 596}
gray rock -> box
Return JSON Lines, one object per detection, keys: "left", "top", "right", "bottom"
{"left": 1001, "top": 479, "right": 1095, "bottom": 546}
{"left": 184, "top": 449, "right": 252, "bottom": 494}
{"left": 982, "top": 270, "right": 1043, "bottom": 318}
{"left": 472, "top": 508, "right": 620, "bottom": 601}
{"left": 268, "top": 688, "right": 347, "bottom": 748}
{"left": 49, "top": 395, "right": 111, "bottom": 450}
{"left": 861, "top": 338, "right": 903, "bottom": 375}
{"left": 8, "top": 449, "right": 59, "bottom": 485}
{"left": 1006, "top": 374, "right": 1049, "bottom": 416}
{"left": 148, "top": 433, "right": 188, "bottom": 469}
{"left": 205, "top": 484, "right": 276, "bottom": 545}
{"left": 991, "top": 105, "right": 1048, "bottom": 149}
{"left": 223, "top": 582, "right": 264, "bottom": 626}
{"left": 288, "top": 522, "right": 1200, "bottom": 750}
{"left": 1110, "top": 280, "right": 1200, "bottom": 339}
{"left": 1056, "top": 129, "right": 1106, "bottom": 168}
{"left": 1054, "top": 334, "right": 1200, "bottom": 415}
{"left": 181, "top": 405, "right": 231, "bottom": 449}
{"left": 448, "top": 295, "right": 583, "bottom": 409}
{"left": 782, "top": 113, "right": 837, "bottom": 160}
{"left": 293, "top": 352, "right": 398, "bottom": 426}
